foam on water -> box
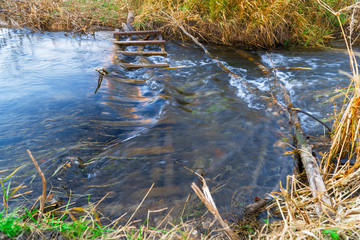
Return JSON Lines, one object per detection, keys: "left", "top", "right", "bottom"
{"left": 247, "top": 77, "right": 270, "bottom": 91}
{"left": 147, "top": 56, "right": 167, "bottom": 64}
{"left": 298, "top": 111, "right": 327, "bottom": 133}
{"left": 229, "top": 75, "right": 264, "bottom": 110}
{"left": 147, "top": 80, "right": 164, "bottom": 91}
{"left": 261, "top": 53, "right": 303, "bottom": 67}
{"left": 171, "top": 59, "right": 197, "bottom": 67}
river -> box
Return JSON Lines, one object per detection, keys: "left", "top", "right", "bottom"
{"left": 0, "top": 28, "right": 352, "bottom": 222}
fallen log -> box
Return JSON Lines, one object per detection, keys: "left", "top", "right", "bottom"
{"left": 289, "top": 106, "right": 334, "bottom": 216}
{"left": 259, "top": 53, "right": 334, "bottom": 217}
{"left": 281, "top": 82, "right": 334, "bottom": 215}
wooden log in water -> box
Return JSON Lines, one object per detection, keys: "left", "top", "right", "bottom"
{"left": 118, "top": 50, "right": 167, "bottom": 56}
{"left": 113, "top": 40, "right": 165, "bottom": 46}
{"left": 114, "top": 30, "right": 162, "bottom": 36}
{"left": 290, "top": 109, "right": 334, "bottom": 216}
{"left": 121, "top": 63, "right": 169, "bottom": 69}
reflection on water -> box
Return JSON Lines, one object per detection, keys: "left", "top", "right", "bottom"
{"left": 0, "top": 28, "right": 352, "bottom": 220}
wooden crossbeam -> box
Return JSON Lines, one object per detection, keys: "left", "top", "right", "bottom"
{"left": 121, "top": 63, "right": 169, "bottom": 69}
{"left": 118, "top": 50, "right": 167, "bottom": 56}
{"left": 114, "top": 30, "right": 161, "bottom": 36}
{"left": 113, "top": 78, "right": 148, "bottom": 84}
{"left": 113, "top": 40, "right": 165, "bottom": 46}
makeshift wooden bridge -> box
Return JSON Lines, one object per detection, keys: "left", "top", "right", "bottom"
{"left": 113, "top": 29, "right": 169, "bottom": 69}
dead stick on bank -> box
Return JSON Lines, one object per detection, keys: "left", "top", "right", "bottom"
{"left": 27, "top": 149, "right": 46, "bottom": 219}
{"left": 192, "top": 173, "right": 239, "bottom": 240}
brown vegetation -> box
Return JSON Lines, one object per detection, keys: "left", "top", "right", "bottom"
{"left": 1, "top": 0, "right": 360, "bottom": 239}
{"left": 0, "top": 0, "right": 358, "bottom": 48}
{"left": 250, "top": 1, "right": 360, "bottom": 238}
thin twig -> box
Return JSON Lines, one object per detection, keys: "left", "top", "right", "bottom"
{"left": 125, "top": 183, "right": 154, "bottom": 226}
{"left": 292, "top": 108, "right": 332, "bottom": 132}
{"left": 191, "top": 173, "right": 239, "bottom": 240}
{"left": 27, "top": 149, "right": 46, "bottom": 220}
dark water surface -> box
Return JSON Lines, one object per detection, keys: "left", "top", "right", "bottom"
{"left": 0, "top": 28, "right": 352, "bottom": 220}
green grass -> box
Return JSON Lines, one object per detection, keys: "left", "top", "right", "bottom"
{"left": 0, "top": 206, "right": 112, "bottom": 239}
{"left": 0, "top": 165, "right": 112, "bottom": 239}
{"left": 0, "top": 209, "right": 30, "bottom": 238}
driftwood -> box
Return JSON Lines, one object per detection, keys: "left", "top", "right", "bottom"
{"left": 240, "top": 77, "right": 334, "bottom": 218}
{"left": 162, "top": 9, "right": 335, "bottom": 220}
{"left": 252, "top": 53, "right": 334, "bottom": 216}
{"left": 94, "top": 68, "right": 108, "bottom": 94}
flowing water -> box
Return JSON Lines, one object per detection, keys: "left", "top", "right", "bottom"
{"left": 0, "top": 28, "right": 352, "bottom": 221}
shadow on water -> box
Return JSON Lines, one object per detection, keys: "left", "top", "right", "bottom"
{"left": 0, "top": 28, "right": 353, "bottom": 222}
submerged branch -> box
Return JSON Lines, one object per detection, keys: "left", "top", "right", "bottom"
{"left": 292, "top": 108, "right": 332, "bottom": 132}
{"left": 94, "top": 68, "right": 108, "bottom": 94}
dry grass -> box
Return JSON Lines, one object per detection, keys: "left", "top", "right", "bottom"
{"left": 256, "top": 169, "right": 360, "bottom": 239}
{"left": 2, "top": 1, "right": 360, "bottom": 239}
{"left": 134, "top": 0, "right": 357, "bottom": 48}
{"left": 0, "top": 174, "right": 212, "bottom": 240}
{"left": 0, "top": 157, "right": 226, "bottom": 239}
{"left": 251, "top": 1, "right": 360, "bottom": 239}
{"left": 0, "top": 0, "right": 357, "bottom": 48}
{"left": 0, "top": 0, "right": 128, "bottom": 32}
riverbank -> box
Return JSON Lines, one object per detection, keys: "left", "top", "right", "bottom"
{"left": 0, "top": 0, "right": 357, "bottom": 48}
{"left": 1, "top": 1, "right": 360, "bottom": 240}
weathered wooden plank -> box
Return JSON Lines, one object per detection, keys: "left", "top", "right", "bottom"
{"left": 113, "top": 40, "right": 165, "bottom": 46}
{"left": 118, "top": 50, "right": 167, "bottom": 56}
{"left": 121, "top": 63, "right": 169, "bottom": 69}
{"left": 112, "top": 78, "right": 148, "bottom": 84}
{"left": 114, "top": 30, "right": 161, "bottom": 36}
